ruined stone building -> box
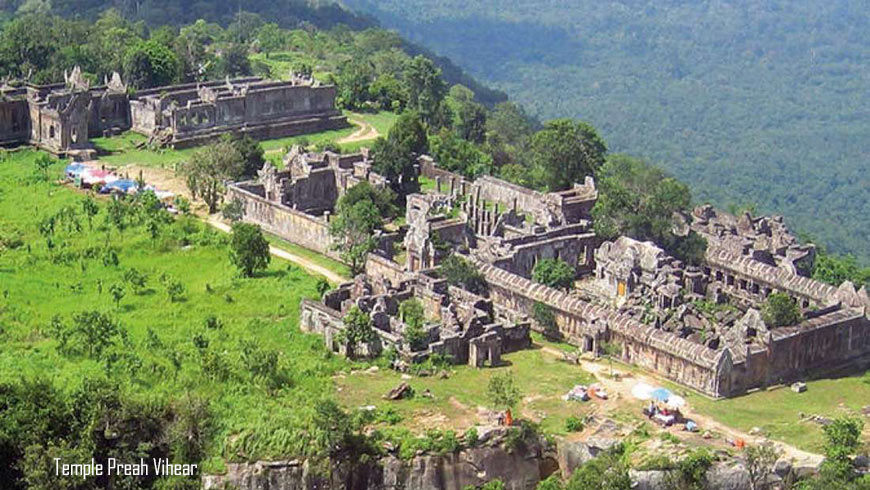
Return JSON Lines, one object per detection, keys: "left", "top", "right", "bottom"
{"left": 281, "top": 151, "right": 870, "bottom": 396}
{"left": 0, "top": 68, "right": 129, "bottom": 154}
{"left": 300, "top": 255, "right": 531, "bottom": 366}
{"left": 0, "top": 68, "right": 346, "bottom": 154}
{"left": 406, "top": 162, "right": 598, "bottom": 280}
{"left": 129, "top": 76, "right": 347, "bottom": 148}
{"left": 227, "top": 146, "right": 390, "bottom": 258}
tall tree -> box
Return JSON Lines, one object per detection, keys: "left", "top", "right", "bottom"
{"left": 123, "top": 39, "right": 181, "bottom": 88}
{"left": 329, "top": 182, "right": 392, "bottom": 274}
{"left": 403, "top": 55, "right": 447, "bottom": 125}
{"left": 529, "top": 119, "right": 607, "bottom": 191}
{"left": 371, "top": 111, "right": 428, "bottom": 195}
{"left": 229, "top": 223, "right": 271, "bottom": 277}
{"left": 181, "top": 139, "right": 245, "bottom": 214}
{"left": 592, "top": 154, "right": 706, "bottom": 264}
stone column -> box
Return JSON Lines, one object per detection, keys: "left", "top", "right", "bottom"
{"left": 435, "top": 176, "right": 442, "bottom": 193}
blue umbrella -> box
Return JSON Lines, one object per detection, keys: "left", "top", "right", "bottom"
{"left": 650, "top": 388, "right": 672, "bottom": 402}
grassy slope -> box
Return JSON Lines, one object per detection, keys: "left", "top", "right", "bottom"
{"left": 0, "top": 150, "right": 350, "bottom": 468}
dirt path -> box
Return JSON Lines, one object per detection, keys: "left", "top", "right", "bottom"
{"left": 537, "top": 344, "right": 823, "bottom": 465}
{"left": 105, "top": 163, "right": 349, "bottom": 283}
{"left": 207, "top": 218, "right": 348, "bottom": 284}
{"left": 337, "top": 116, "right": 379, "bottom": 144}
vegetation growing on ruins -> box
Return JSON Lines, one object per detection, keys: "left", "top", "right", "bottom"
{"left": 532, "top": 258, "right": 576, "bottom": 291}
{"left": 346, "top": 0, "right": 870, "bottom": 264}
{"left": 761, "top": 292, "right": 803, "bottom": 328}
{"left": 329, "top": 181, "right": 398, "bottom": 274}
{"left": 593, "top": 154, "right": 708, "bottom": 265}
{"left": 440, "top": 255, "right": 488, "bottom": 295}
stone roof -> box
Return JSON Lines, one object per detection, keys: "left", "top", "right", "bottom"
{"left": 472, "top": 258, "right": 722, "bottom": 369}
{"left": 706, "top": 246, "right": 836, "bottom": 303}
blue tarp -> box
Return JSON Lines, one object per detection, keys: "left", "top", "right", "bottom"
{"left": 650, "top": 388, "right": 673, "bottom": 402}
{"left": 102, "top": 179, "right": 139, "bottom": 194}
{"left": 65, "top": 163, "right": 88, "bottom": 177}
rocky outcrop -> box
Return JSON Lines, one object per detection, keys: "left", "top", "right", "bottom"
{"left": 203, "top": 429, "right": 552, "bottom": 490}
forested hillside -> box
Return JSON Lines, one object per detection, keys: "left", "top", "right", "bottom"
{"left": 0, "top": 0, "right": 506, "bottom": 105}
{"left": 342, "top": 0, "right": 870, "bottom": 262}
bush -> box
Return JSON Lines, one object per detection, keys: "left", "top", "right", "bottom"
{"left": 565, "top": 416, "right": 584, "bottom": 432}
{"left": 761, "top": 292, "right": 802, "bottom": 327}
{"left": 229, "top": 223, "right": 271, "bottom": 277}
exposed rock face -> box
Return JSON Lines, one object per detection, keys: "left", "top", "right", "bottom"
{"left": 203, "top": 432, "right": 550, "bottom": 490}
{"left": 203, "top": 438, "right": 818, "bottom": 490}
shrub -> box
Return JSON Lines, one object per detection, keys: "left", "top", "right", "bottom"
{"left": 565, "top": 416, "right": 584, "bottom": 432}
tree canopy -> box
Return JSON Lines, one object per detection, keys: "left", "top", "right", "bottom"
{"left": 531, "top": 258, "right": 575, "bottom": 291}
{"left": 229, "top": 222, "right": 271, "bottom": 277}
{"left": 761, "top": 292, "right": 802, "bottom": 328}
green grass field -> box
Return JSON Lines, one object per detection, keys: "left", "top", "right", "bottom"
{"left": 671, "top": 375, "right": 870, "bottom": 452}
{"left": 0, "top": 150, "right": 352, "bottom": 469}
{"left": 92, "top": 132, "right": 196, "bottom": 170}
{"left": 337, "top": 346, "right": 595, "bottom": 436}
{"left": 264, "top": 232, "right": 351, "bottom": 280}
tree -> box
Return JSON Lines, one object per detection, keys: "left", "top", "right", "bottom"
{"left": 58, "top": 311, "right": 123, "bottom": 359}
{"left": 329, "top": 182, "right": 394, "bottom": 275}
{"left": 109, "top": 283, "right": 126, "bottom": 309}
{"left": 123, "top": 39, "right": 180, "bottom": 88}
{"left": 592, "top": 154, "right": 705, "bottom": 263}
{"left": 221, "top": 198, "right": 245, "bottom": 223}
{"left": 761, "top": 292, "right": 802, "bottom": 328}
{"left": 336, "top": 60, "right": 374, "bottom": 110}
{"left": 181, "top": 138, "right": 245, "bottom": 214}
{"left": 600, "top": 341, "right": 621, "bottom": 377}
{"left": 487, "top": 372, "right": 520, "bottom": 410}
{"left": 229, "top": 223, "right": 271, "bottom": 277}
{"left": 371, "top": 111, "right": 428, "bottom": 195}
{"left": 745, "top": 442, "right": 780, "bottom": 490}
{"left": 532, "top": 258, "right": 575, "bottom": 291}
{"left": 446, "top": 85, "right": 487, "bottom": 143}
{"left": 256, "top": 23, "right": 285, "bottom": 58}
{"left": 369, "top": 73, "right": 407, "bottom": 111}
{"left": 813, "top": 250, "right": 870, "bottom": 289}
{"left": 430, "top": 129, "right": 493, "bottom": 180}
{"left": 341, "top": 306, "right": 375, "bottom": 359}
{"left": 404, "top": 55, "right": 447, "bottom": 125}
{"left": 441, "top": 255, "right": 488, "bottom": 295}
{"left": 229, "top": 134, "right": 266, "bottom": 178}
{"left": 529, "top": 119, "right": 607, "bottom": 191}
{"left": 216, "top": 43, "right": 252, "bottom": 78}
{"left": 400, "top": 299, "right": 427, "bottom": 351}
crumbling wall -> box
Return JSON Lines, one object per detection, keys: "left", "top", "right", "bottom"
{"left": 227, "top": 183, "right": 339, "bottom": 259}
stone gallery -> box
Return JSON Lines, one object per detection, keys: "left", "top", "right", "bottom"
{"left": 0, "top": 68, "right": 347, "bottom": 154}
{"left": 247, "top": 148, "right": 870, "bottom": 395}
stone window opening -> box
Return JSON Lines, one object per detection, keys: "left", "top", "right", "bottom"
{"left": 49, "top": 125, "right": 55, "bottom": 139}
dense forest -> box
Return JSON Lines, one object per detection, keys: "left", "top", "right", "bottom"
{"left": 342, "top": 0, "right": 870, "bottom": 263}
{"left": 0, "top": 0, "right": 506, "bottom": 105}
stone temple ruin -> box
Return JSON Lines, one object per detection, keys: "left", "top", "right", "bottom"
{"left": 0, "top": 67, "right": 346, "bottom": 154}
{"left": 301, "top": 258, "right": 531, "bottom": 366}
{"left": 282, "top": 150, "right": 870, "bottom": 393}
{"left": 226, "top": 145, "right": 394, "bottom": 260}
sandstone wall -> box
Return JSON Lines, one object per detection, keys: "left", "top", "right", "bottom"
{"left": 228, "top": 183, "right": 340, "bottom": 260}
